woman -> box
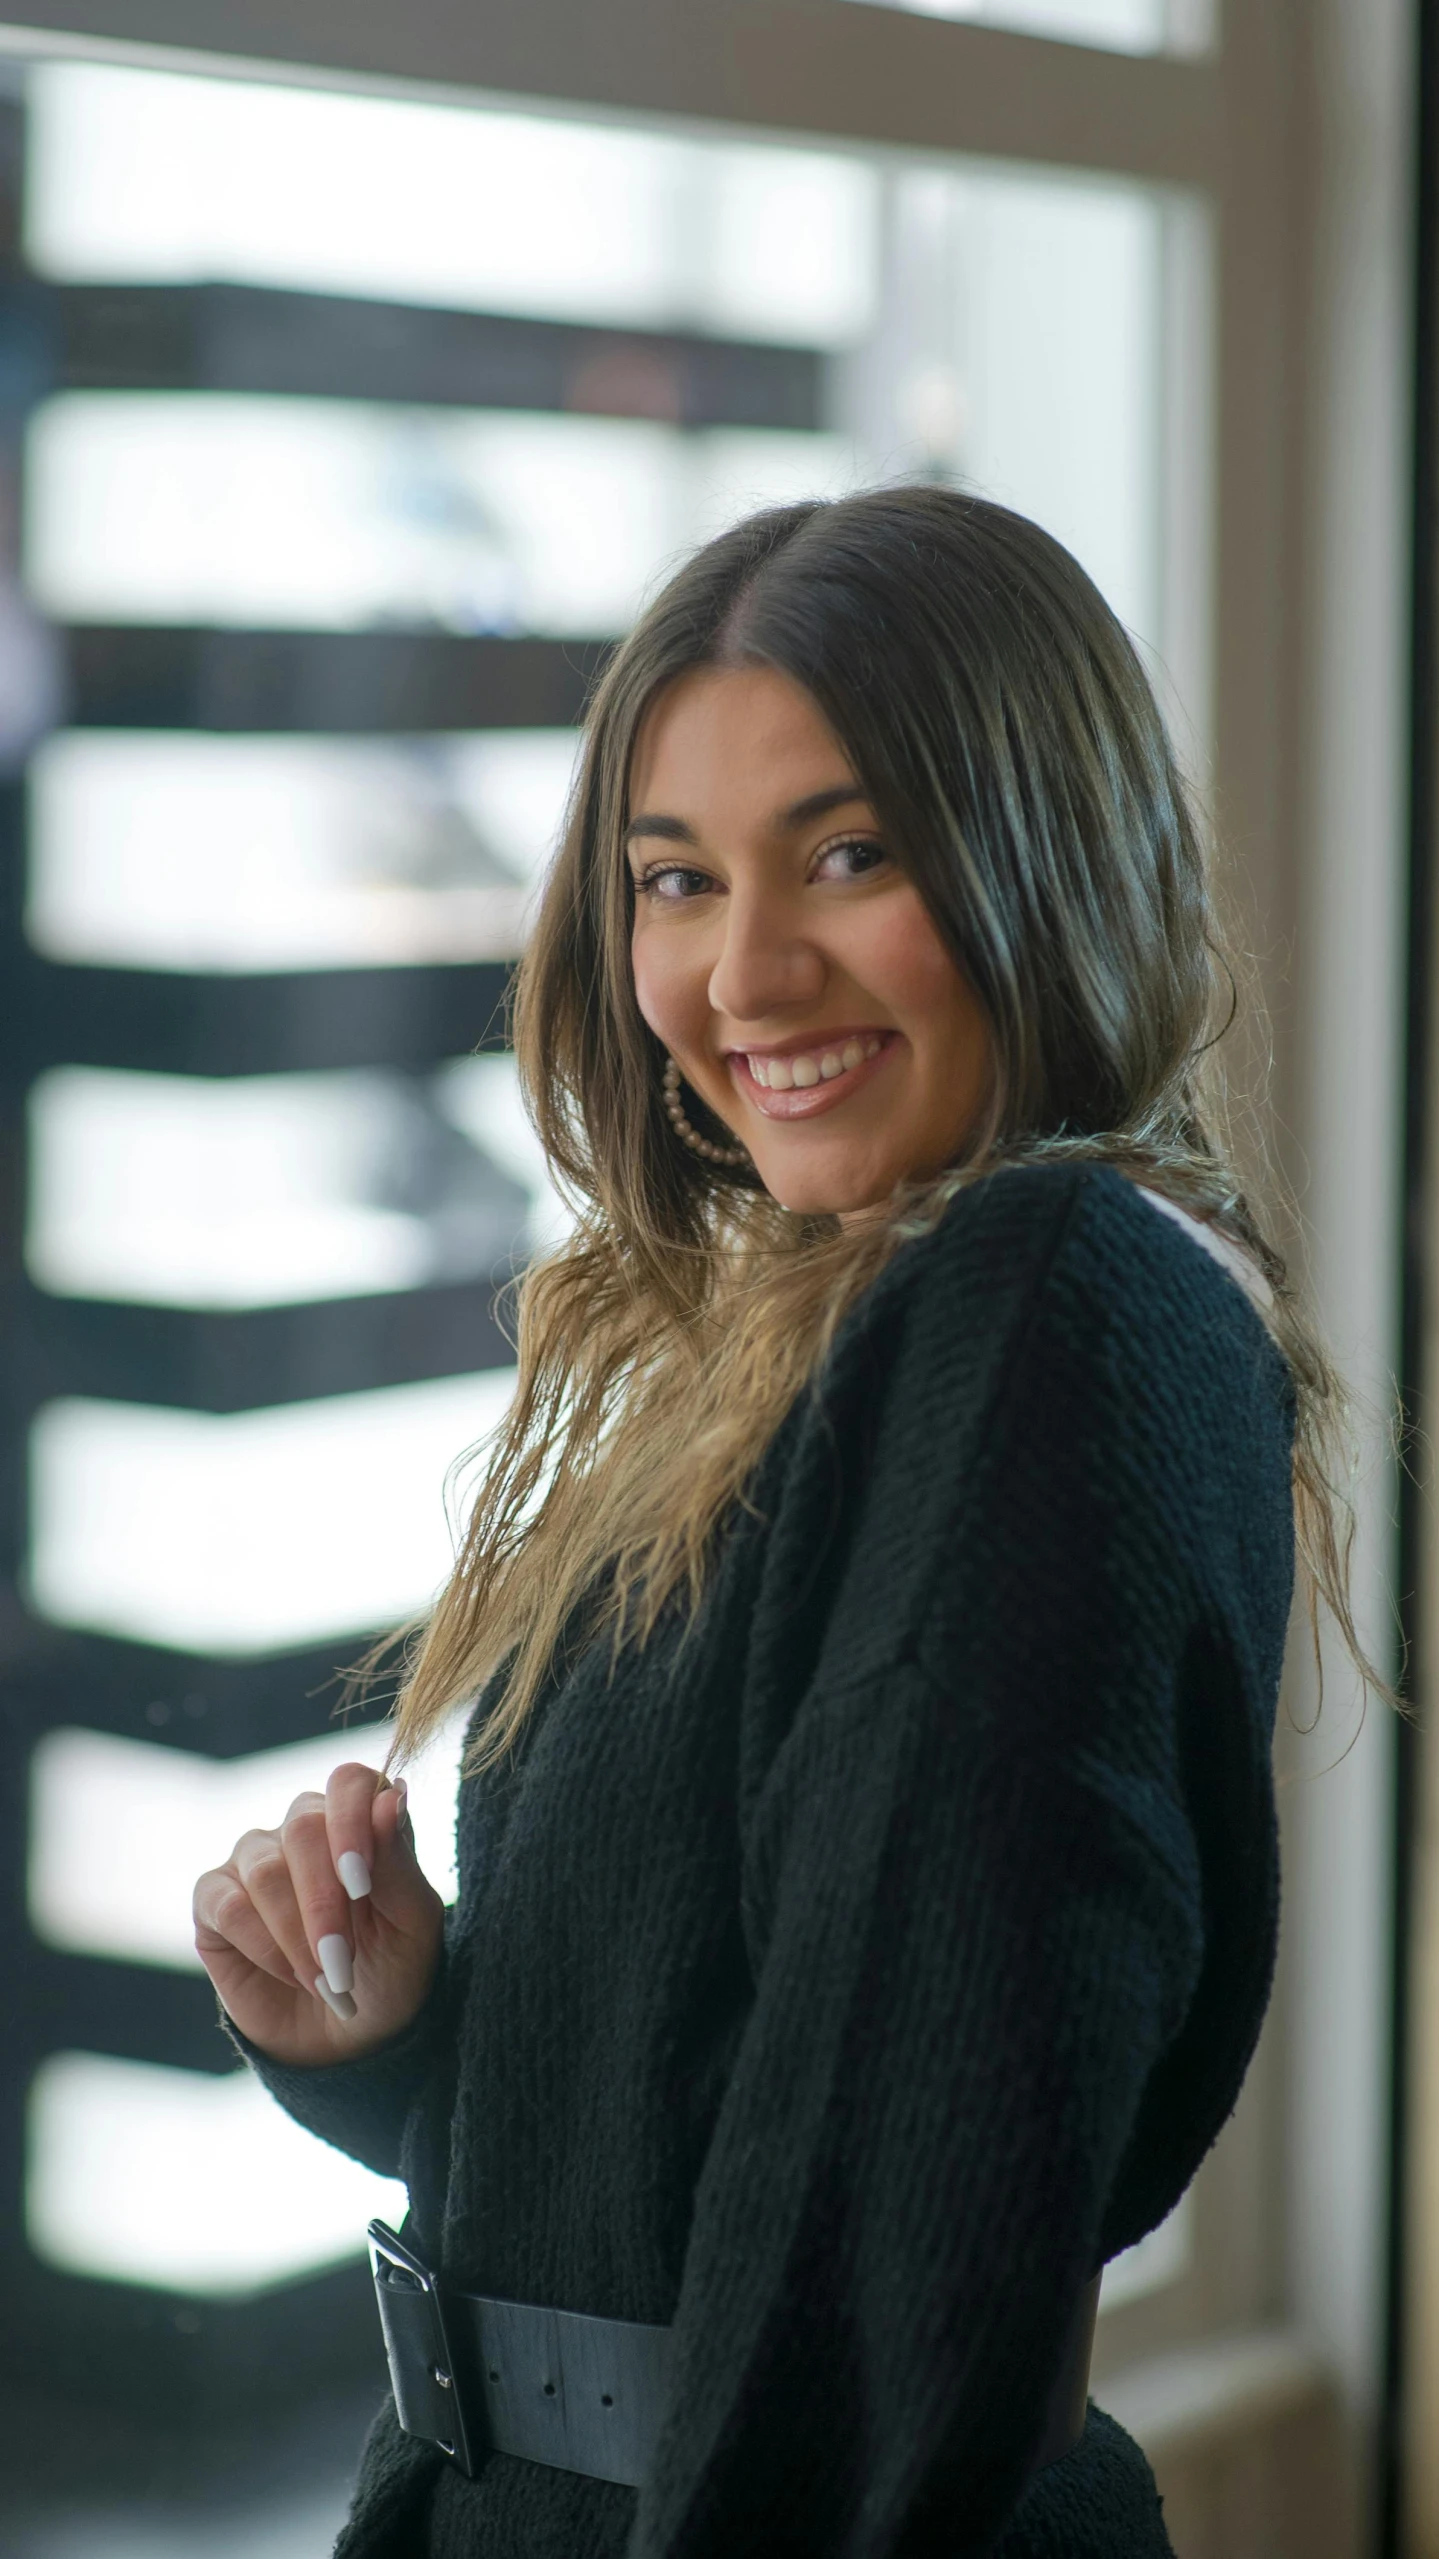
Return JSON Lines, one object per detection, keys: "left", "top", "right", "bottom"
{"left": 194, "top": 486, "right": 1356, "bottom": 2558}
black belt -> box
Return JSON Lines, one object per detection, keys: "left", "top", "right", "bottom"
{"left": 369, "top": 2218, "right": 1100, "bottom": 2489}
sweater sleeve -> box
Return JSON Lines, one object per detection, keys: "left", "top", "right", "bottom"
{"left": 627, "top": 1230, "right": 1254, "bottom": 2559}
{"left": 226, "top": 1923, "right": 458, "bottom": 2182}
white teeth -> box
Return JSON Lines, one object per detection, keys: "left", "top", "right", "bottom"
{"left": 749, "top": 1035, "right": 885, "bottom": 1090}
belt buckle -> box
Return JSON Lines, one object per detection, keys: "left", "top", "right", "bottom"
{"left": 368, "top": 2218, "right": 477, "bottom": 2478}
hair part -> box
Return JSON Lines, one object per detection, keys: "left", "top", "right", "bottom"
{"left": 380, "top": 485, "right": 1384, "bottom": 1771}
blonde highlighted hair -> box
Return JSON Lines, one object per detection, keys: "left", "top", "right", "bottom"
{"left": 384, "top": 486, "right": 1376, "bottom": 1771}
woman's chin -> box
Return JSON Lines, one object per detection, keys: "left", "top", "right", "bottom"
{"left": 755, "top": 1152, "right": 902, "bottom": 1220}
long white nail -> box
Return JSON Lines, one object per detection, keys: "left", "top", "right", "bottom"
{"left": 317, "top": 1934, "right": 354, "bottom": 1996}
{"left": 314, "top": 1974, "right": 357, "bottom": 2022}
{"left": 337, "top": 1851, "right": 371, "bottom": 1900}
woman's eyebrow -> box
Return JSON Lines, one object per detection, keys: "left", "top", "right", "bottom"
{"left": 778, "top": 785, "right": 869, "bottom": 829}
{"left": 624, "top": 785, "right": 868, "bottom": 850}
{"left": 624, "top": 812, "right": 697, "bottom": 848}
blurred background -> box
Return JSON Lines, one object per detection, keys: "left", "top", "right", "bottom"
{"left": 0, "top": 0, "right": 1427, "bottom": 2554}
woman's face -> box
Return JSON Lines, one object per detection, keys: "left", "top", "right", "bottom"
{"left": 627, "top": 664, "right": 993, "bottom": 1218}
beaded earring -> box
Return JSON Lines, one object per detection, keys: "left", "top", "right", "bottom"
{"left": 662, "top": 1055, "right": 750, "bottom": 1169}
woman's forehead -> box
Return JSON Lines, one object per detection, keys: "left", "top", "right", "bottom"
{"left": 628, "top": 666, "right": 860, "bottom": 822}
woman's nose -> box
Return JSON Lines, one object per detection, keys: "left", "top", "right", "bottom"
{"left": 706, "top": 891, "right": 825, "bottom": 1023}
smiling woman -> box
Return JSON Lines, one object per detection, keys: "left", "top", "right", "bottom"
{"left": 627, "top": 664, "right": 994, "bottom": 1214}
{"left": 376, "top": 485, "right": 1355, "bottom": 1767}
{"left": 200, "top": 485, "right": 1380, "bottom": 2559}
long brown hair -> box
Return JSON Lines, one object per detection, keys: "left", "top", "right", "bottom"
{"left": 388, "top": 485, "right": 1372, "bottom": 1769}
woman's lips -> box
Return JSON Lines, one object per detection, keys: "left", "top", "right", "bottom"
{"left": 727, "top": 1030, "right": 900, "bottom": 1121}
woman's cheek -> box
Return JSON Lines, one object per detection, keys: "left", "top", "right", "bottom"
{"left": 630, "top": 924, "right": 696, "bottom": 1055}
{"left": 838, "top": 886, "right": 964, "bottom": 1020}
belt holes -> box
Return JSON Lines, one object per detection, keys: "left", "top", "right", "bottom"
{"left": 543, "top": 2380, "right": 557, "bottom": 2397}
{"left": 487, "top": 2367, "right": 499, "bottom": 2383}
{"left": 601, "top": 2393, "right": 614, "bottom": 2408}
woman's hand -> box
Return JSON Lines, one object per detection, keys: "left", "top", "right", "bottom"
{"left": 193, "top": 1762, "right": 445, "bottom": 2067}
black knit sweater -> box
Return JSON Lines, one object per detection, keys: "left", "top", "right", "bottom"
{"left": 248, "top": 1164, "right": 1295, "bottom": 2559}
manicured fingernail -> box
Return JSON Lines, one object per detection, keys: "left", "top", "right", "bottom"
{"left": 314, "top": 1975, "right": 357, "bottom": 2022}
{"left": 317, "top": 1933, "right": 354, "bottom": 1996}
{"left": 337, "top": 1851, "right": 371, "bottom": 1900}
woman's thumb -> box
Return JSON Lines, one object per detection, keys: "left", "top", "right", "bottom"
{"left": 368, "top": 1777, "right": 436, "bottom": 1917}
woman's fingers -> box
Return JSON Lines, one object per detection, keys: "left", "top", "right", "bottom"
{"left": 230, "top": 1813, "right": 334, "bottom": 2009}
{"left": 190, "top": 1758, "right": 444, "bottom": 2060}
{"left": 369, "top": 1775, "right": 441, "bottom": 1923}
{"left": 325, "top": 1761, "right": 440, "bottom": 1934}
{"left": 323, "top": 1760, "right": 389, "bottom": 1907}
{"left": 193, "top": 1863, "right": 305, "bottom": 1992}
{"left": 246, "top": 1794, "right": 357, "bottom": 2018}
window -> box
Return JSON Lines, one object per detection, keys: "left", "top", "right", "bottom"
{"left": 6, "top": 38, "right": 1181, "bottom": 2304}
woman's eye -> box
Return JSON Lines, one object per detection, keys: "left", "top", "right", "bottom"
{"left": 813, "top": 836, "right": 888, "bottom": 882}
{"left": 634, "top": 864, "right": 713, "bottom": 902}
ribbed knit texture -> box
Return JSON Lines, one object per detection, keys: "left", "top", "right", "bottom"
{"left": 247, "top": 1165, "right": 1295, "bottom": 2559}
